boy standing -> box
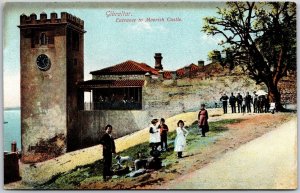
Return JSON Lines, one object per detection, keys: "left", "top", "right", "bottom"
{"left": 159, "top": 118, "right": 169, "bottom": 151}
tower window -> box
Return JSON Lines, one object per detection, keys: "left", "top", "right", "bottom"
{"left": 40, "top": 32, "right": 47, "bottom": 45}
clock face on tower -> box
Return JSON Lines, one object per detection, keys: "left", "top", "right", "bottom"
{"left": 36, "top": 54, "right": 51, "bottom": 71}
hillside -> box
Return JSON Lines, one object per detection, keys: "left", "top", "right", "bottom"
{"left": 5, "top": 110, "right": 296, "bottom": 189}
{"left": 184, "top": 62, "right": 296, "bottom": 105}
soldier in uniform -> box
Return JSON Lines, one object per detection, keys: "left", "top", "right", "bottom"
{"left": 265, "top": 95, "right": 270, "bottom": 113}
{"left": 236, "top": 93, "right": 243, "bottom": 113}
{"left": 253, "top": 91, "right": 258, "bottom": 113}
{"left": 245, "top": 92, "right": 253, "bottom": 113}
{"left": 259, "top": 95, "right": 266, "bottom": 113}
{"left": 220, "top": 93, "right": 229, "bottom": 114}
{"left": 229, "top": 92, "right": 236, "bottom": 113}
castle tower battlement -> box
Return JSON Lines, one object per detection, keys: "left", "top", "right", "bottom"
{"left": 20, "top": 12, "right": 84, "bottom": 29}
{"left": 19, "top": 11, "right": 85, "bottom": 163}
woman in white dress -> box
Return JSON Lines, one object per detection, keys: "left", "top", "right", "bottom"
{"left": 174, "top": 120, "right": 189, "bottom": 158}
{"left": 149, "top": 119, "right": 161, "bottom": 150}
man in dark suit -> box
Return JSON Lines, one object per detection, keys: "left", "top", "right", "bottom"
{"left": 245, "top": 92, "right": 253, "bottom": 113}
{"left": 99, "top": 124, "right": 116, "bottom": 181}
{"left": 229, "top": 92, "right": 236, "bottom": 113}
{"left": 236, "top": 93, "right": 243, "bottom": 113}
{"left": 220, "top": 93, "right": 229, "bottom": 114}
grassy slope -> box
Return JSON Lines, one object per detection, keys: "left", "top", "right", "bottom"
{"left": 39, "top": 118, "right": 241, "bottom": 189}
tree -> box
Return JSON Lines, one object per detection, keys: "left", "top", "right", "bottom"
{"left": 207, "top": 50, "right": 220, "bottom": 62}
{"left": 203, "top": 2, "right": 296, "bottom": 111}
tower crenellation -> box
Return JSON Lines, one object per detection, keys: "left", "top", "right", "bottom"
{"left": 20, "top": 12, "right": 84, "bottom": 29}
{"left": 30, "top": 13, "right": 37, "bottom": 24}
{"left": 50, "top": 12, "right": 58, "bottom": 23}
{"left": 40, "top": 12, "right": 47, "bottom": 22}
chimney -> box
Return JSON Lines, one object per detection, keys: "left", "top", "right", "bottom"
{"left": 154, "top": 53, "right": 163, "bottom": 70}
{"left": 198, "top": 60, "right": 204, "bottom": 68}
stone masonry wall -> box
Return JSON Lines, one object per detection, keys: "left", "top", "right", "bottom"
{"left": 278, "top": 75, "right": 297, "bottom": 105}
{"left": 76, "top": 75, "right": 272, "bottom": 147}
{"left": 21, "top": 28, "right": 68, "bottom": 163}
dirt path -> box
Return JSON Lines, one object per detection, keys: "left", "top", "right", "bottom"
{"left": 162, "top": 117, "right": 297, "bottom": 189}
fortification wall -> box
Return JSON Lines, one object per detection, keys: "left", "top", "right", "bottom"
{"left": 76, "top": 75, "right": 271, "bottom": 147}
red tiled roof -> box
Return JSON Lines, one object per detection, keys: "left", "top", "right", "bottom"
{"left": 190, "top": 63, "right": 200, "bottom": 71}
{"left": 176, "top": 63, "right": 200, "bottom": 77}
{"left": 163, "top": 71, "right": 173, "bottom": 79}
{"left": 176, "top": 68, "right": 185, "bottom": 77}
{"left": 90, "top": 60, "right": 158, "bottom": 75}
{"left": 78, "top": 79, "right": 144, "bottom": 89}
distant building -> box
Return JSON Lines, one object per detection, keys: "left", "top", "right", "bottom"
{"left": 79, "top": 60, "right": 158, "bottom": 110}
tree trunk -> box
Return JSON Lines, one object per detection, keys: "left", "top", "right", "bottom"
{"left": 267, "top": 82, "right": 285, "bottom": 111}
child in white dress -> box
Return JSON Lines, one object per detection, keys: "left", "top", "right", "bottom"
{"left": 174, "top": 120, "right": 189, "bottom": 158}
{"left": 149, "top": 119, "right": 161, "bottom": 150}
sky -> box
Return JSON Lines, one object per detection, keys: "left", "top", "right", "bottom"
{"left": 3, "top": 2, "right": 225, "bottom": 108}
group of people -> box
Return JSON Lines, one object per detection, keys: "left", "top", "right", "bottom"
{"left": 220, "top": 92, "right": 271, "bottom": 114}
{"left": 99, "top": 104, "right": 210, "bottom": 181}
{"left": 149, "top": 118, "right": 169, "bottom": 152}
{"left": 96, "top": 94, "right": 140, "bottom": 110}
{"left": 149, "top": 104, "right": 209, "bottom": 159}
{"left": 149, "top": 118, "right": 189, "bottom": 159}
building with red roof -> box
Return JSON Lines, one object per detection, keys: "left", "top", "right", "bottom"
{"left": 78, "top": 53, "right": 204, "bottom": 110}
{"left": 89, "top": 60, "right": 159, "bottom": 76}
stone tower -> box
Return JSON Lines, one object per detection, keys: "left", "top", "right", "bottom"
{"left": 18, "top": 12, "right": 85, "bottom": 163}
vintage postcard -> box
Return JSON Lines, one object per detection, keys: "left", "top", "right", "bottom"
{"left": 3, "top": 1, "right": 297, "bottom": 190}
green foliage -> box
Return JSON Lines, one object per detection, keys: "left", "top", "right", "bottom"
{"left": 39, "top": 161, "right": 104, "bottom": 189}
{"left": 207, "top": 50, "right": 220, "bottom": 61}
{"left": 202, "top": 2, "right": 296, "bottom": 107}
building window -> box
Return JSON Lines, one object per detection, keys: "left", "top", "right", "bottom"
{"left": 40, "top": 32, "right": 47, "bottom": 45}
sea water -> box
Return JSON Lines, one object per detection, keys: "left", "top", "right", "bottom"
{"left": 3, "top": 110, "right": 21, "bottom": 152}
